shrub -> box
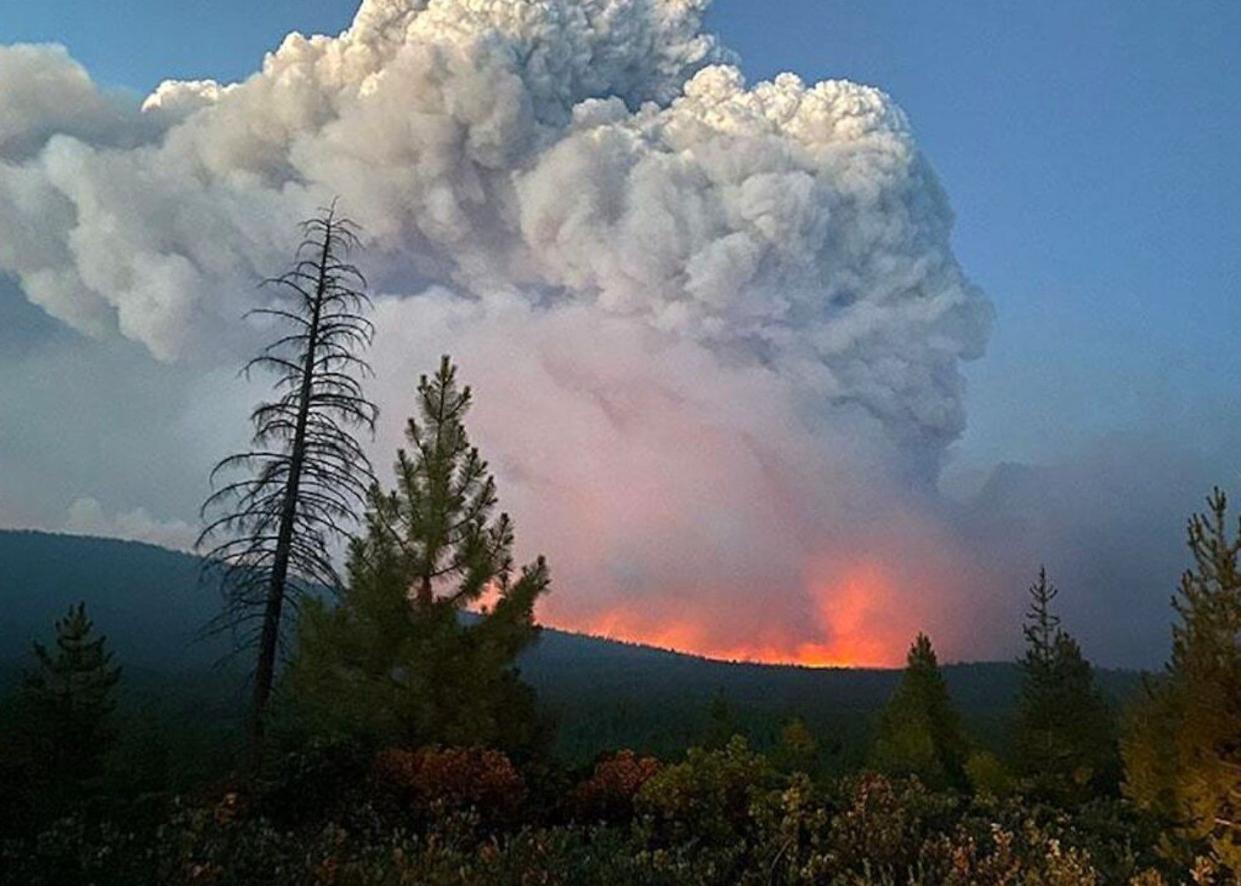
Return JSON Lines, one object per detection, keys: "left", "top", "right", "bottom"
{"left": 256, "top": 735, "right": 372, "bottom": 824}
{"left": 635, "top": 736, "right": 776, "bottom": 847}
{"left": 966, "top": 751, "right": 1014, "bottom": 799}
{"left": 823, "top": 773, "right": 948, "bottom": 876}
{"left": 567, "top": 750, "right": 662, "bottom": 824}
{"left": 372, "top": 746, "right": 526, "bottom": 823}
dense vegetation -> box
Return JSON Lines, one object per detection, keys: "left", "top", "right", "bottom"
{"left": 1, "top": 353, "right": 1237, "bottom": 882}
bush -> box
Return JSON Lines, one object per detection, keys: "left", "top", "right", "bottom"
{"left": 635, "top": 736, "right": 776, "bottom": 847}
{"left": 0, "top": 741, "right": 1213, "bottom": 884}
{"left": 372, "top": 746, "right": 526, "bottom": 824}
{"left": 966, "top": 751, "right": 1014, "bottom": 799}
{"left": 567, "top": 750, "right": 662, "bottom": 824}
{"left": 256, "top": 735, "right": 373, "bottom": 824}
{"left": 823, "top": 773, "right": 952, "bottom": 876}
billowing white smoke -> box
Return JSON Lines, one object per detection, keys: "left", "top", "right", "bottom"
{"left": 64, "top": 497, "right": 197, "bottom": 552}
{"left": 0, "top": 0, "right": 993, "bottom": 663}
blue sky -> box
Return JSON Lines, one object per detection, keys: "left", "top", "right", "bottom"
{"left": 5, "top": 0, "right": 1238, "bottom": 483}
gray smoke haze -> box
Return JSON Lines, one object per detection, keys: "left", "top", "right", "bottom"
{"left": 0, "top": 0, "right": 1214, "bottom": 667}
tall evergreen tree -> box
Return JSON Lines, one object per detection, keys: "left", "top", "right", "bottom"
{"left": 1, "top": 603, "right": 121, "bottom": 822}
{"left": 869, "top": 633, "right": 968, "bottom": 789}
{"left": 285, "top": 356, "right": 550, "bottom": 752}
{"left": 198, "top": 204, "right": 377, "bottom": 751}
{"left": 1123, "top": 489, "right": 1241, "bottom": 871}
{"left": 1013, "top": 568, "right": 1117, "bottom": 800}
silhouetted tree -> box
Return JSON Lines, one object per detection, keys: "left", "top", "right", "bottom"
{"left": 703, "top": 689, "right": 738, "bottom": 750}
{"left": 1021, "top": 566, "right": 1060, "bottom": 671}
{"left": 198, "top": 204, "right": 377, "bottom": 752}
{"left": 0, "top": 603, "right": 121, "bottom": 825}
{"left": 870, "top": 633, "right": 968, "bottom": 789}
{"left": 1124, "top": 488, "right": 1241, "bottom": 871}
{"left": 285, "top": 357, "right": 550, "bottom": 752}
{"left": 1013, "top": 567, "right": 1117, "bottom": 800}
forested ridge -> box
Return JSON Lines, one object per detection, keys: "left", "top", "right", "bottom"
{"left": 0, "top": 527, "right": 1142, "bottom": 768}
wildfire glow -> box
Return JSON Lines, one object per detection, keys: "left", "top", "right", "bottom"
{"left": 548, "top": 561, "right": 916, "bottom": 669}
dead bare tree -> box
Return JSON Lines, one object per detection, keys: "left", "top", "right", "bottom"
{"left": 198, "top": 203, "right": 377, "bottom": 754}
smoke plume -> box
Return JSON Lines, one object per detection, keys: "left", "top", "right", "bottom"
{"left": 0, "top": 0, "right": 999, "bottom": 664}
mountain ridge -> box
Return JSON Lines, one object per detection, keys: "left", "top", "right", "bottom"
{"left": 0, "top": 529, "right": 1143, "bottom": 761}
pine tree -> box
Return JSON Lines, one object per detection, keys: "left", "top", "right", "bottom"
{"left": 3, "top": 603, "right": 121, "bottom": 820}
{"left": 1123, "top": 489, "right": 1241, "bottom": 870}
{"left": 1013, "top": 568, "right": 1117, "bottom": 800}
{"left": 869, "top": 633, "right": 968, "bottom": 789}
{"left": 285, "top": 356, "right": 550, "bottom": 752}
{"left": 1021, "top": 566, "right": 1060, "bottom": 675}
{"left": 198, "top": 203, "right": 377, "bottom": 753}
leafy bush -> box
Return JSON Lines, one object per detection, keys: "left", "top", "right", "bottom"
{"left": 372, "top": 746, "right": 526, "bottom": 825}
{"left": 820, "top": 772, "right": 954, "bottom": 876}
{"left": 635, "top": 736, "right": 777, "bottom": 846}
{"left": 0, "top": 769, "right": 1212, "bottom": 885}
{"left": 567, "top": 749, "right": 662, "bottom": 824}
{"left": 966, "top": 751, "right": 1014, "bottom": 799}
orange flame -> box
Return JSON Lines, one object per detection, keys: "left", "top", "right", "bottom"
{"left": 547, "top": 561, "right": 915, "bottom": 669}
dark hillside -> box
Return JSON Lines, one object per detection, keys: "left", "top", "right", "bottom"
{"left": 0, "top": 530, "right": 1142, "bottom": 763}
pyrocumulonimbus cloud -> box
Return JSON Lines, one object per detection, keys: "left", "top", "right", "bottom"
{"left": 0, "top": 0, "right": 997, "bottom": 665}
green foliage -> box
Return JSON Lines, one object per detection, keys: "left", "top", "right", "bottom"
{"left": 965, "top": 750, "right": 1013, "bottom": 799}
{"left": 772, "top": 716, "right": 820, "bottom": 776}
{"left": 636, "top": 736, "right": 778, "bottom": 847}
{"left": 702, "top": 688, "right": 738, "bottom": 750}
{"left": 870, "top": 633, "right": 970, "bottom": 790}
{"left": 1123, "top": 488, "right": 1241, "bottom": 872}
{"left": 283, "top": 356, "right": 550, "bottom": 754}
{"left": 0, "top": 602, "right": 121, "bottom": 827}
{"left": 1013, "top": 568, "right": 1118, "bottom": 801}
{"left": 0, "top": 745, "right": 1196, "bottom": 885}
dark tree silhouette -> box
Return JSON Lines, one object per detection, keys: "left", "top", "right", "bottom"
{"left": 869, "top": 632, "right": 969, "bottom": 789}
{"left": 1013, "top": 567, "right": 1116, "bottom": 800}
{"left": 24, "top": 602, "right": 121, "bottom": 776}
{"left": 703, "top": 689, "right": 738, "bottom": 750}
{"left": 1021, "top": 566, "right": 1060, "bottom": 667}
{"left": 0, "top": 603, "right": 121, "bottom": 826}
{"left": 198, "top": 203, "right": 377, "bottom": 750}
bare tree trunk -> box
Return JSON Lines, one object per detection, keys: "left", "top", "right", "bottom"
{"left": 249, "top": 223, "right": 331, "bottom": 757}
{"left": 199, "top": 204, "right": 375, "bottom": 774}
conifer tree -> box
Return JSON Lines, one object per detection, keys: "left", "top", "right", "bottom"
{"left": 198, "top": 204, "right": 377, "bottom": 751}
{"left": 1013, "top": 568, "right": 1117, "bottom": 800}
{"left": 285, "top": 356, "right": 550, "bottom": 752}
{"left": 869, "top": 633, "right": 968, "bottom": 789}
{"left": 1123, "top": 489, "right": 1241, "bottom": 870}
{"left": 3, "top": 603, "right": 121, "bottom": 818}
{"left": 1021, "top": 566, "right": 1060, "bottom": 672}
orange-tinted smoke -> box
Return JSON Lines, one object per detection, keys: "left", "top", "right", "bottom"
{"left": 546, "top": 560, "right": 926, "bottom": 669}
